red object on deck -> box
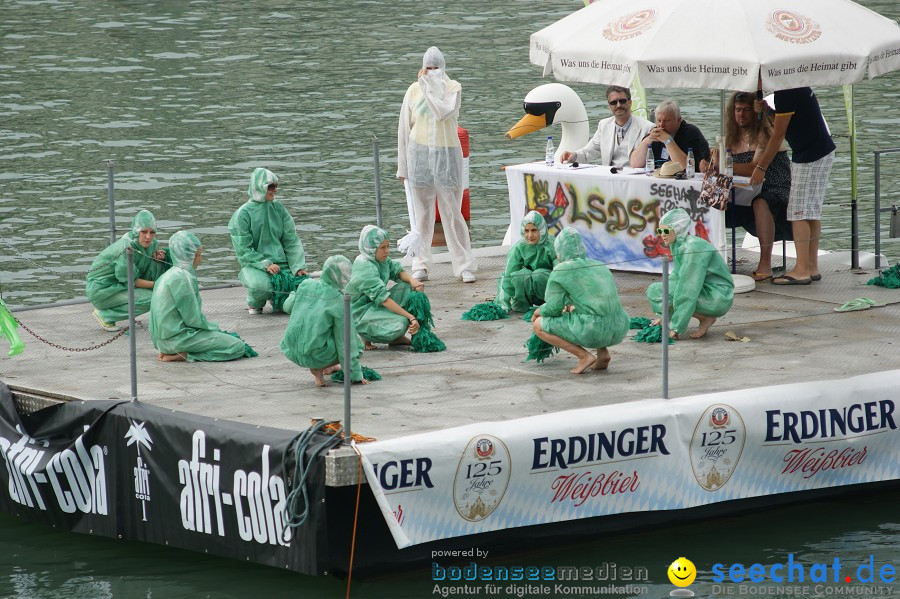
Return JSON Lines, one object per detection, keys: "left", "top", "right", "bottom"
{"left": 435, "top": 126, "right": 471, "bottom": 224}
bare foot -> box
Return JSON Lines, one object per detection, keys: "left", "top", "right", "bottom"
{"left": 362, "top": 339, "right": 377, "bottom": 350}
{"left": 323, "top": 364, "right": 341, "bottom": 375}
{"left": 310, "top": 368, "right": 326, "bottom": 387}
{"left": 389, "top": 335, "right": 412, "bottom": 346}
{"left": 570, "top": 354, "right": 596, "bottom": 374}
{"left": 158, "top": 353, "right": 186, "bottom": 362}
{"left": 690, "top": 315, "right": 717, "bottom": 339}
{"left": 355, "top": 379, "right": 370, "bottom": 385}
{"left": 592, "top": 348, "right": 611, "bottom": 370}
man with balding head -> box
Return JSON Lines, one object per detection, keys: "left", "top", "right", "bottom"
{"left": 631, "top": 99, "right": 710, "bottom": 172}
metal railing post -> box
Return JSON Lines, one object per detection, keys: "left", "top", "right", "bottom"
{"left": 373, "top": 136, "right": 383, "bottom": 229}
{"left": 343, "top": 293, "right": 352, "bottom": 444}
{"left": 127, "top": 247, "right": 138, "bottom": 401}
{"left": 107, "top": 160, "right": 117, "bottom": 244}
{"left": 661, "top": 255, "right": 670, "bottom": 400}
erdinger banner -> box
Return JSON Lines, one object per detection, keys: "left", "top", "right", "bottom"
{"left": 357, "top": 370, "right": 900, "bottom": 549}
{"left": 505, "top": 163, "right": 724, "bottom": 273}
{"left": 0, "top": 382, "right": 326, "bottom": 575}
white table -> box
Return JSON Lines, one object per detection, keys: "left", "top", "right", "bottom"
{"left": 505, "top": 162, "right": 725, "bottom": 273}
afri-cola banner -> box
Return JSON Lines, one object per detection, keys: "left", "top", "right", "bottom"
{"left": 505, "top": 162, "right": 724, "bottom": 273}
{"left": 356, "top": 370, "right": 900, "bottom": 549}
{"left": 0, "top": 382, "right": 326, "bottom": 574}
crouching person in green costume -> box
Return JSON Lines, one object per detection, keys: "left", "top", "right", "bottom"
{"left": 346, "top": 225, "right": 426, "bottom": 350}
{"left": 150, "top": 231, "right": 246, "bottom": 362}
{"left": 86, "top": 209, "right": 169, "bottom": 332}
{"left": 496, "top": 211, "right": 557, "bottom": 313}
{"left": 532, "top": 227, "right": 630, "bottom": 374}
{"left": 229, "top": 167, "right": 307, "bottom": 314}
{"left": 647, "top": 208, "right": 734, "bottom": 340}
{"left": 281, "top": 255, "right": 367, "bottom": 387}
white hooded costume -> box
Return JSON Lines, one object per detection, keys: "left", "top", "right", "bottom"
{"left": 396, "top": 46, "right": 476, "bottom": 278}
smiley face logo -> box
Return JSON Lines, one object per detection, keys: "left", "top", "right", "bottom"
{"left": 668, "top": 557, "right": 697, "bottom": 587}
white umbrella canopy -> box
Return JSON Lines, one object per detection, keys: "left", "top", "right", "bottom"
{"left": 530, "top": 0, "right": 900, "bottom": 92}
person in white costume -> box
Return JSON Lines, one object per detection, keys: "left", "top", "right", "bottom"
{"left": 397, "top": 46, "right": 476, "bottom": 283}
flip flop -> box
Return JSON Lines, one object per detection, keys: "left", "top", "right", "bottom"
{"left": 772, "top": 275, "right": 812, "bottom": 286}
{"left": 834, "top": 297, "right": 886, "bottom": 312}
{"left": 811, "top": 274, "right": 822, "bottom": 281}
{"left": 752, "top": 272, "right": 773, "bottom": 282}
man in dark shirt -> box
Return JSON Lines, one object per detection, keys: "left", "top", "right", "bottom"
{"left": 630, "top": 98, "right": 711, "bottom": 171}
{"left": 752, "top": 83, "right": 836, "bottom": 285}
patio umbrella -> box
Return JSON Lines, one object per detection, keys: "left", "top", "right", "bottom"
{"left": 531, "top": 0, "right": 900, "bottom": 91}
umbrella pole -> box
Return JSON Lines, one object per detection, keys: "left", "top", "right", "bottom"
{"left": 844, "top": 85, "right": 859, "bottom": 269}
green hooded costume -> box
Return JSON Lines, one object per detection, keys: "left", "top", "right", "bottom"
{"left": 646, "top": 208, "right": 734, "bottom": 336}
{"left": 86, "top": 210, "right": 169, "bottom": 324}
{"left": 495, "top": 211, "right": 557, "bottom": 312}
{"left": 541, "top": 227, "right": 630, "bottom": 349}
{"left": 280, "top": 255, "right": 363, "bottom": 381}
{"left": 345, "top": 225, "right": 413, "bottom": 344}
{"left": 149, "top": 231, "right": 245, "bottom": 362}
{"left": 228, "top": 167, "right": 306, "bottom": 310}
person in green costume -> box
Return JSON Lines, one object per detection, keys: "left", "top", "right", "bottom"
{"left": 228, "top": 167, "right": 307, "bottom": 314}
{"left": 495, "top": 211, "right": 557, "bottom": 313}
{"left": 345, "top": 225, "right": 425, "bottom": 349}
{"left": 149, "top": 231, "right": 246, "bottom": 362}
{"left": 86, "top": 210, "right": 169, "bottom": 332}
{"left": 531, "top": 227, "right": 630, "bottom": 374}
{"left": 280, "top": 255, "right": 368, "bottom": 387}
{"left": 646, "top": 208, "right": 734, "bottom": 339}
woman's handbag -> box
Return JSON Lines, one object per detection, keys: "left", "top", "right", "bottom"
{"left": 699, "top": 167, "right": 733, "bottom": 210}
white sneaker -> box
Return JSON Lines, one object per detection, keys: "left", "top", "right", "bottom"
{"left": 411, "top": 269, "right": 428, "bottom": 281}
{"left": 247, "top": 306, "right": 262, "bottom": 315}
{"left": 461, "top": 270, "right": 476, "bottom": 283}
{"left": 92, "top": 309, "right": 121, "bottom": 332}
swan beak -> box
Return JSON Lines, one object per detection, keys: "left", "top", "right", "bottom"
{"left": 505, "top": 113, "right": 547, "bottom": 140}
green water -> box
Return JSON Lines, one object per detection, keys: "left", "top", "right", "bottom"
{"left": 1, "top": 0, "right": 899, "bottom": 596}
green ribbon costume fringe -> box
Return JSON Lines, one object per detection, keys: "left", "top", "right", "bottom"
{"left": 461, "top": 302, "right": 509, "bottom": 321}
{"left": 632, "top": 324, "right": 674, "bottom": 344}
{"left": 221, "top": 329, "right": 258, "bottom": 358}
{"left": 270, "top": 272, "right": 309, "bottom": 312}
{"left": 330, "top": 366, "right": 382, "bottom": 383}
{"left": 630, "top": 316, "right": 652, "bottom": 329}
{"left": 524, "top": 332, "right": 558, "bottom": 363}
{"left": 521, "top": 306, "right": 537, "bottom": 322}
{"left": 405, "top": 291, "right": 446, "bottom": 352}
{"left": 867, "top": 264, "right": 900, "bottom": 289}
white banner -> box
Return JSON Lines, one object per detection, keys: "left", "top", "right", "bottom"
{"left": 505, "top": 163, "right": 723, "bottom": 273}
{"left": 357, "top": 370, "right": 900, "bottom": 549}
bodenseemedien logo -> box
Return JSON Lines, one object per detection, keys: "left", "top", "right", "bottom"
{"left": 668, "top": 557, "right": 697, "bottom": 597}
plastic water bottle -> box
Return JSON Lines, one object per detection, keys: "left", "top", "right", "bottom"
{"left": 545, "top": 136, "right": 555, "bottom": 167}
{"left": 686, "top": 148, "right": 695, "bottom": 178}
{"left": 645, "top": 149, "right": 654, "bottom": 175}
{"left": 725, "top": 149, "right": 734, "bottom": 178}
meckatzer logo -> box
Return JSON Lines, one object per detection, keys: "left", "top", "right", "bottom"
{"left": 125, "top": 419, "right": 152, "bottom": 522}
{"left": 690, "top": 404, "right": 746, "bottom": 491}
{"left": 603, "top": 9, "right": 657, "bottom": 42}
{"left": 766, "top": 10, "right": 822, "bottom": 44}
{"left": 453, "top": 435, "right": 511, "bottom": 522}
{"left": 0, "top": 424, "right": 108, "bottom": 515}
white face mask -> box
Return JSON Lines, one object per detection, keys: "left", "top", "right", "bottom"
{"left": 427, "top": 68, "right": 442, "bottom": 78}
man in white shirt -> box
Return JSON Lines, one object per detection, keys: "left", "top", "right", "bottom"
{"left": 560, "top": 86, "right": 652, "bottom": 168}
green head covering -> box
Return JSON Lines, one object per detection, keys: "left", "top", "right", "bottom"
{"left": 168, "top": 231, "right": 202, "bottom": 272}
{"left": 358, "top": 225, "right": 389, "bottom": 262}
{"left": 128, "top": 210, "right": 156, "bottom": 240}
{"left": 248, "top": 167, "right": 279, "bottom": 203}
{"left": 554, "top": 227, "right": 586, "bottom": 262}
{"left": 321, "top": 255, "right": 352, "bottom": 291}
{"left": 521, "top": 210, "right": 549, "bottom": 244}
{"left": 660, "top": 208, "right": 691, "bottom": 238}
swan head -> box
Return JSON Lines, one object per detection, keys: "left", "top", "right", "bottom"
{"left": 505, "top": 83, "right": 588, "bottom": 141}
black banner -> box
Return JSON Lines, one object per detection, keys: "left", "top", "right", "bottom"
{"left": 0, "top": 381, "right": 327, "bottom": 574}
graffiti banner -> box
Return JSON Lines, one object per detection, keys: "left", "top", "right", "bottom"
{"left": 505, "top": 163, "right": 724, "bottom": 273}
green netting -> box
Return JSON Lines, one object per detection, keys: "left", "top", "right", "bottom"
{"left": 270, "top": 272, "right": 309, "bottom": 312}
{"left": 630, "top": 316, "right": 652, "bottom": 329}
{"left": 867, "top": 264, "right": 900, "bottom": 289}
{"left": 632, "top": 324, "right": 675, "bottom": 344}
{"left": 405, "top": 290, "right": 435, "bottom": 330}
{"left": 330, "top": 366, "right": 382, "bottom": 382}
{"left": 222, "top": 329, "right": 258, "bottom": 358}
{"left": 410, "top": 328, "right": 446, "bottom": 353}
{"left": 522, "top": 306, "right": 537, "bottom": 322}
{"left": 461, "top": 302, "right": 509, "bottom": 321}
{"left": 524, "top": 332, "right": 559, "bottom": 363}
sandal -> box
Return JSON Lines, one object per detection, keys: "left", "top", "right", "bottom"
{"left": 752, "top": 272, "right": 773, "bottom": 282}
{"left": 772, "top": 275, "right": 811, "bottom": 286}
